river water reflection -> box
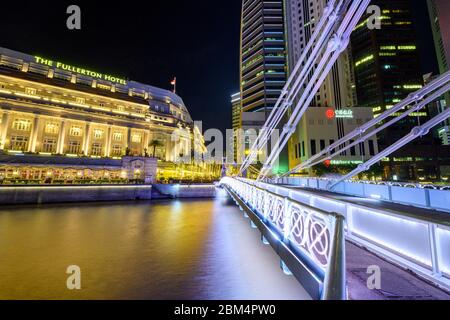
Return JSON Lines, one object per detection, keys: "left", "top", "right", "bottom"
{"left": 0, "top": 191, "right": 310, "bottom": 300}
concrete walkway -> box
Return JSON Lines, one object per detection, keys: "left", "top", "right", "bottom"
{"left": 346, "top": 241, "right": 449, "bottom": 300}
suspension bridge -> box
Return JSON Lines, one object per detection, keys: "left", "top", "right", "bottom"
{"left": 220, "top": 0, "right": 450, "bottom": 300}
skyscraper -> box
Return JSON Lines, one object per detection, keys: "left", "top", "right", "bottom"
{"left": 240, "top": 0, "right": 287, "bottom": 120}
{"left": 239, "top": 0, "right": 289, "bottom": 173}
{"left": 285, "top": 0, "right": 357, "bottom": 111}
{"left": 427, "top": 0, "right": 450, "bottom": 74}
{"left": 351, "top": 0, "right": 450, "bottom": 181}
{"left": 427, "top": 0, "right": 450, "bottom": 142}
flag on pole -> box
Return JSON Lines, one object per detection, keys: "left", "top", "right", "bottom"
{"left": 171, "top": 77, "right": 177, "bottom": 93}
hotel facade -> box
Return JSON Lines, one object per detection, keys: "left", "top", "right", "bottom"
{"left": 0, "top": 47, "right": 207, "bottom": 184}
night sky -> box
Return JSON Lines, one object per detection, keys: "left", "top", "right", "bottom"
{"left": 0, "top": 0, "right": 438, "bottom": 134}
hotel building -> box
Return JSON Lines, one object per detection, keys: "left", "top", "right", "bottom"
{"left": 0, "top": 47, "right": 207, "bottom": 184}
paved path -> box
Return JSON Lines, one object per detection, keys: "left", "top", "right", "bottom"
{"left": 346, "top": 241, "right": 449, "bottom": 300}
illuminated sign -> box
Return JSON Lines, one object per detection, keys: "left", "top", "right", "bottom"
{"left": 325, "top": 109, "right": 335, "bottom": 119}
{"left": 336, "top": 109, "right": 353, "bottom": 118}
{"left": 325, "top": 108, "right": 354, "bottom": 119}
{"left": 324, "top": 160, "right": 363, "bottom": 166}
{"left": 34, "top": 56, "right": 127, "bottom": 85}
{"left": 331, "top": 160, "right": 363, "bottom": 165}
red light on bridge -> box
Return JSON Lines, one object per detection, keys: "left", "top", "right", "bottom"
{"left": 324, "top": 160, "right": 331, "bottom": 167}
{"left": 325, "top": 109, "right": 335, "bottom": 119}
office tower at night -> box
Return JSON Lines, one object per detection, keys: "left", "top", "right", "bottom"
{"left": 239, "top": 0, "right": 287, "bottom": 120}
{"left": 427, "top": 0, "right": 450, "bottom": 74}
{"left": 285, "top": 0, "right": 359, "bottom": 171}
{"left": 428, "top": 0, "right": 450, "bottom": 142}
{"left": 351, "top": 0, "right": 450, "bottom": 181}
{"left": 239, "top": 0, "right": 289, "bottom": 173}
{"left": 285, "top": 0, "right": 356, "bottom": 111}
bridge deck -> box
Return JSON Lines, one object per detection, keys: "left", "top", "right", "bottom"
{"left": 284, "top": 185, "right": 450, "bottom": 300}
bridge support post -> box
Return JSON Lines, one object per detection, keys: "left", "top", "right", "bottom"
{"left": 321, "top": 214, "right": 347, "bottom": 300}
{"left": 428, "top": 223, "right": 442, "bottom": 277}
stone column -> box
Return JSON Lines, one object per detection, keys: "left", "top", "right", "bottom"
{"left": 143, "top": 130, "right": 150, "bottom": 156}
{"left": 106, "top": 126, "right": 113, "bottom": 157}
{"left": 126, "top": 127, "right": 132, "bottom": 154}
{"left": 165, "top": 139, "right": 173, "bottom": 161}
{"left": 57, "top": 120, "right": 67, "bottom": 154}
{"left": 83, "top": 122, "right": 91, "bottom": 156}
{"left": 29, "top": 116, "right": 41, "bottom": 153}
{"left": 0, "top": 112, "right": 10, "bottom": 150}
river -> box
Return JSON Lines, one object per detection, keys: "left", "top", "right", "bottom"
{"left": 0, "top": 190, "right": 310, "bottom": 300}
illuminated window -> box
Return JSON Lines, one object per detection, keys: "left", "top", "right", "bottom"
{"left": 355, "top": 55, "right": 374, "bottom": 67}
{"left": 69, "top": 126, "right": 82, "bottom": 136}
{"left": 10, "top": 135, "right": 28, "bottom": 151}
{"left": 403, "top": 84, "right": 423, "bottom": 90}
{"left": 380, "top": 46, "right": 396, "bottom": 50}
{"left": 68, "top": 141, "right": 81, "bottom": 154}
{"left": 42, "top": 138, "right": 57, "bottom": 153}
{"left": 45, "top": 122, "right": 59, "bottom": 134}
{"left": 12, "top": 119, "right": 32, "bottom": 131}
{"left": 97, "top": 84, "right": 111, "bottom": 91}
{"left": 76, "top": 97, "right": 86, "bottom": 105}
{"left": 91, "top": 143, "right": 103, "bottom": 156}
{"left": 397, "top": 45, "right": 416, "bottom": 50}
{"left": 25, "top": 87, "right": 37, "bottom": 95}
{"left": 93, "top": 129, "right": 104, "bottom": 139}
{"left": 113, "top": 132, "right": 123, "bottom": 141}
{"left": 131, "top": 134, "right": 142, "bottom": 143}
{"left": 111, "top": 145, "right": 123, "bottom": 156}
{"left": 117, "top": 105, "right": 125, "bottom": 112}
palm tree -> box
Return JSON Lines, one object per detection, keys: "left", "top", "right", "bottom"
{"left": 149, "top": 140, "right": 163, "bottom": 158}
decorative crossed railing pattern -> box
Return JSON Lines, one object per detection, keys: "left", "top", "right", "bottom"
{"left": 221, "top": 176, "right": 346, "bottom": 302}
{"left": 223, "top": 177, "right": 338, "bottom": 269}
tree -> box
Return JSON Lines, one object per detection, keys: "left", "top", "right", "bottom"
{"left": 149, "top": 140, "right": 163, "bottom": 158}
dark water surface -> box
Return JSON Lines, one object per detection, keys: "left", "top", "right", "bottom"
{"left": 0, "top": 191, "right": 310, "bottom": 300}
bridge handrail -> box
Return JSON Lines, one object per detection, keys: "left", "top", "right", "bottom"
{"left": 276, "top": 176, "right": 450, "bottom": 213}
{"left": 221, "top": 177, "right": 346, "bottom": 300}
{"left": 247, "top": 177, "right": 450, "bottom": 290}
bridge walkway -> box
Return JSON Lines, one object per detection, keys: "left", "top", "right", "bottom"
{"left": 283, "top": 185, "right": 450, "bottom": 300}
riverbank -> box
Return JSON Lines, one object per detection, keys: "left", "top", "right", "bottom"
{"left": 0, "top": 184, "right": 217, "bottom": 205}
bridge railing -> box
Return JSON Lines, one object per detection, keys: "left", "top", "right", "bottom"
{"left": 247, "top": 178, "right": 450, "bottom": 291}
{"left": 221, "top": 177, "right": 346, "bottom": 300}
{"left": 276, "top": 177, "right": 450, "bottom": 213}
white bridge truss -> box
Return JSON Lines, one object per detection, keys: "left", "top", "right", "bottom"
{"left": 239, "top": 0, "right": 371, "bottom": 179}
{"left": 238, "top": 0, "right": 450, "bottom": 185}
